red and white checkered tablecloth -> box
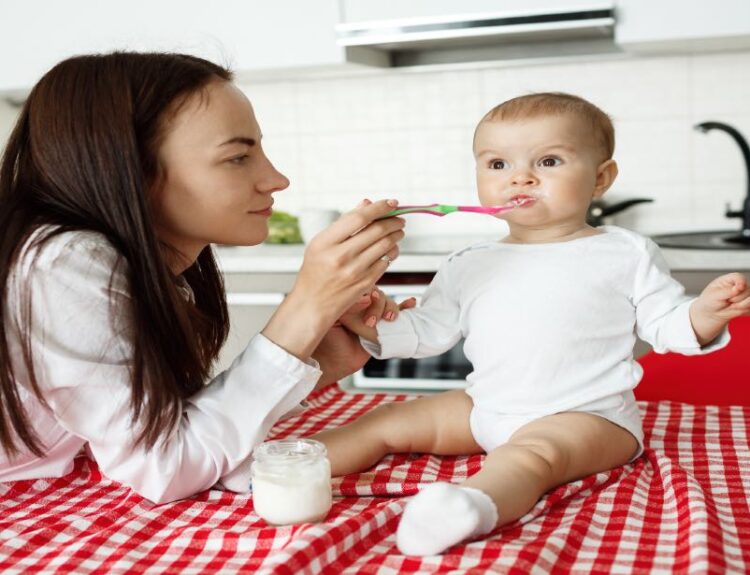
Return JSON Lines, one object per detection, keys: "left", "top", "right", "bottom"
{"left": 2, "top": 384, "right": 749, "bottom": 574}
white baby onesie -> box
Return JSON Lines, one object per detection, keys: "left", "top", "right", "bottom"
{"left": 362, "top": 226, "right": 729, "bottom": 428}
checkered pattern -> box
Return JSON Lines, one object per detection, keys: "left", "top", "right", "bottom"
{"left": 2, "top": 385, "right": 749, "bottom": 574}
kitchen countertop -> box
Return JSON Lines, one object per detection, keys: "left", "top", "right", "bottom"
{"left": 215, "top": 235, "right": 750, "bottom": 274}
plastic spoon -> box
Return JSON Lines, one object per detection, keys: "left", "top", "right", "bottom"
{"left": 378, "top": 197, "right": 536, "bottom": 219}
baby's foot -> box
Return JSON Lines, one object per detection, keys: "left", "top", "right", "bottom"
{"left": 396, "top": 482, "right": 498, "bottom": 556}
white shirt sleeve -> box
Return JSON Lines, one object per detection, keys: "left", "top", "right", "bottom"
{"left": 361, "top": 261, "right": 463, "bottom": 359}
{"left": 12, "top": 232, "right": 321, "bottom": 503}
{"left": 633, "top": 237, "right": 730, "bottom": 355}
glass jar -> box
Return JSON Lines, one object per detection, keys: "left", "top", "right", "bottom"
{"left": 251, "top": 438, "right": 332, "bottom": 525}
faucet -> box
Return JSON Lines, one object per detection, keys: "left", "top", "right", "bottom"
{"left": 694, "top": 121, "right": 750, "bottom": 243}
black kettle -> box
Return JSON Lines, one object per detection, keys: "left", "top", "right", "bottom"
{"left": 586, "top": 198, "right": 653, "bottom": 227}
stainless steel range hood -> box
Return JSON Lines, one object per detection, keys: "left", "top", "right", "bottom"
{"left": 336, "top": 4, "right": 619, "bottom": 68}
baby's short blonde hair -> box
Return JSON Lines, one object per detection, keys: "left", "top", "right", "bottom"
{"left": 478, "top": 92, "right": 615, "bottom": 162}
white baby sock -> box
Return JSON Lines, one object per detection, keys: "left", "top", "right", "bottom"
{"left": 396, "top": 482, "right": 499, "bottom": 556}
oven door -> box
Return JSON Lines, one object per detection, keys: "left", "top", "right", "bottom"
{"left": 351, "top": 285, "right": 471, "bottom": 391}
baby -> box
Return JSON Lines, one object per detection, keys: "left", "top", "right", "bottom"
{"left": 311, "top": 93, "right": 750, "bottom": 556}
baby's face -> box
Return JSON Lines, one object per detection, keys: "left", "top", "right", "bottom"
{"left": 473, "top": 115, "right": 605, "bottom": 229}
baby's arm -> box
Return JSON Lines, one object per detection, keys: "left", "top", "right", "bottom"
{"left": 689, "top": 272, "right": 750, "bottom": 345}
{"left": 342, "top": 261, "right": 464, "bottom": 359}
{"left": 634, "top": 238, "right": 734, "bottom": 354}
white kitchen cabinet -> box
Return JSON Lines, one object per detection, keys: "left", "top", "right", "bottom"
{"left": 214, "top": 272, "right": 295, "bottom": 375}
{"left": 216, "top": 292, "right": 282, "bottom": 375}
{"left": 616, "top": 0, "right": 750, "bottom": 52}
{"left": 0, "top": 0, "right": 347, "bottom": 92}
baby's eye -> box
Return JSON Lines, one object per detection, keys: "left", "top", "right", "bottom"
{"left": 538, "top": 156, "right": 562, "bottom": 167}
{"left": 489, "top": 159, "right": 508, "bottom": 170}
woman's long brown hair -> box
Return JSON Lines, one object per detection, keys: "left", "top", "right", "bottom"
{"left": 0, "top": 52, "right": 231, "bottom": 457}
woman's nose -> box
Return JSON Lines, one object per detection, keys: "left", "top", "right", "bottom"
{"left": 258, "top": 155, "right": 290, "bottom": 194}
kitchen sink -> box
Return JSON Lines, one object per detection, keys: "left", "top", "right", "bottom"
{"left": 651, "top": 230, "right": 750, "bottom": 250}
{"left": 660, "top": 120, "right": 750, "bottom": 251}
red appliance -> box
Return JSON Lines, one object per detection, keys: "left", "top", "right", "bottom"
{"left": 636, "top": 317, "right": 750, "bottom": 406}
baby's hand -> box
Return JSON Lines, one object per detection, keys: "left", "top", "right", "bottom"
{"left": 690, "top": 272, "right": 750, "bottom": 346}
{"left": 336, "top": 288, "right": 417, "bottom": 341}
{"left": 361, "top": 288, "right": 417, "bottom": 327}
{"left": 696, "top": 272, "right": 750, "bottom": 320}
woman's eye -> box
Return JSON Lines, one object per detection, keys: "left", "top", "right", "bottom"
{"left": 228, "top": 154, "right": 249, "bottom": 165}
{"left": 538, "top": 156, "right": 562, "bottom": 167}
{"left": 489, "top": 159, "right": 508, "bottom": 170}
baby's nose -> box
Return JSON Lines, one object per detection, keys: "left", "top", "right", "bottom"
{"left": 511, "top": 171, "right": 537, "bottom": 186}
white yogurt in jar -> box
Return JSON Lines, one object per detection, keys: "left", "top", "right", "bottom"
{"left": 251, "top": 438, "right": 332, "bottom": 525}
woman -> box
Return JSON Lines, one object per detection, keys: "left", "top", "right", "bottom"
{"left": 0, "top": 52, "right": 406, "bottom": 503}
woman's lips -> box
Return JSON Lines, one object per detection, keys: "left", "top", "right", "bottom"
{"left": 249, "top": 207, "right": 273, "bottom": 217}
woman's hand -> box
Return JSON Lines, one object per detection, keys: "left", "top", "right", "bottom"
{"left": 262, "top": 199, "right": 405, "bottom": 360}
{"left": 312, "top": 289, "right": 418, "bottom": 389}
{"left": 690, "top": 272, "right": 750, "bottom": 345}
{"left": 310, "top": 324, "right": 371, "bottom": 390}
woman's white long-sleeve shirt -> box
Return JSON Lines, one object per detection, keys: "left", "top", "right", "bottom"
{"left": 0, "top": 229, "right": 321, "bottom": 503}
{"left": 362, "top": 226, "right": 730, "bottom": 415}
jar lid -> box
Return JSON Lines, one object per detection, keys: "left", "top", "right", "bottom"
{"left": 254, "top": 438, "right": 327, "bottom": 464}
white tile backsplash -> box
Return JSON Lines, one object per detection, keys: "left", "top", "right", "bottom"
{"left": 481, "top": 55, "right": 692, "bottom": 121}
{"left": 691, "top": 52, "right": 750, "bottom": 117}
{"left": 297, "top": 76, "right": 405, "bottom": 134}
{"left": 1, "top": 50, "right": 749, "bottom": 237}
{"left": 240, "top": 49, "right": 750, "bottom": 237}
{"left": 613, "top": 119, "right": 692, "bottom": 185}
{"left": 243, "top": 81, "right": 299, "bottom": 135}
{"left": 381, "top": 70, "right": 484, "bottom": 130}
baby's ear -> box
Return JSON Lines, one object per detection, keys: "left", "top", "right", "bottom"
{"left": 593, "top": 159, "right": 618, "bottom": 198}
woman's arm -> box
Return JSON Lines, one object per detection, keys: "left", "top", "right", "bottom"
{"left": 13, "top": 232, "right": 320, "bottom": 503}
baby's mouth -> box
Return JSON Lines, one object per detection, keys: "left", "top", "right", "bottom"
{"left": 508, "top": 194, "right": 538, "bottom": 207}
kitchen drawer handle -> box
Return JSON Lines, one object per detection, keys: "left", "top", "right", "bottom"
{"left": 226, "top": 293, "right": 285, "bottom": 306}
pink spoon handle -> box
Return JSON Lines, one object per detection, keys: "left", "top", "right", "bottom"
{"left": 378, "top": 197, "right": 536, "bottom": 219}
{"left": 458, "top": 196, "right": 536, "bottom": 214}
{"left": 458, "top": 204, "right": 515, "bottom": 214}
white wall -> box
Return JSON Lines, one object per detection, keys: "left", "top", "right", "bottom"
{"left": 0, "top": 99, "right": 19, "bottom": 146}
{"left": 2, "top": 49, "right": 749, "bottom": 237}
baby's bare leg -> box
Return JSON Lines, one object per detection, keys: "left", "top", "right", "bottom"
{"left": 311, "top": 389, "right": 481, "bottom": 476}
{"left": 463, "top": 411, "right": 639, "bottom": 526}
{"left": 396, "top": 411, "right": 639, "bottom": 555}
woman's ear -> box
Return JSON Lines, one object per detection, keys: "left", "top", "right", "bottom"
{"left": 593, "top": 159, "right": 618, "bottom": 198}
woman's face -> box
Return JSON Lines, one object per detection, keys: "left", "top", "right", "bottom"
{"left": 154, "top": 80, "right": 288, "bottom": 265}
